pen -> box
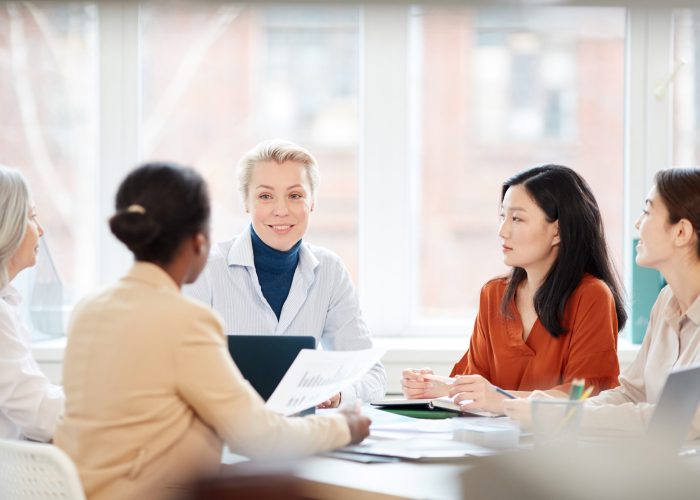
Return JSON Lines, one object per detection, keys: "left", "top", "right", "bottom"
{"left": 554, "top": 383, "right": 590, "bottom": 435}
{"left": 578, "top": 386, "right": 593, "bottom": 401}
{"left": 568, "top": 378, "right": 585, "bottom": 400}
{"left": 491, "top": 386, "right": 517, "bottom": 399}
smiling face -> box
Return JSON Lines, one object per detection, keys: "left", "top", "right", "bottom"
{"left": 498, "top": 185, "right": 560, "bottom": 273}
{"left": 634, "top": 186, "right": 675, "bottom": 270}
{"left": 246, "top": 160, "right": 313, "bottom": 251}
{"left": 8, "top": 205, "right": 44, "bottom": 278}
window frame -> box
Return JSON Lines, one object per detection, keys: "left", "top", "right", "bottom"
{"left": 90, "top": 2, "right": 676, "bottom": 339}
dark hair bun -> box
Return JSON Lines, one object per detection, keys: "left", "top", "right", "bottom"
{"left": 111, "top": 162, "right": 210, "bottom": 263}
{"left": 109, "top": 210, "right": 162, "bottom": 251}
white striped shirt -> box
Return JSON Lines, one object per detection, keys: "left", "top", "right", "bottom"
{"left": 184, "top": 229, "right": 387, "bottom": 403}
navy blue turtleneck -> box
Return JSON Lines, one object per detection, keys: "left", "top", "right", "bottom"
{"left": 250, "top": 226, "right": 301, "bottom": 320}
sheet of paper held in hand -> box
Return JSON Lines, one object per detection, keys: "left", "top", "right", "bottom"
{"left": 265, "top": 348, "right": 385, "bottom": 416}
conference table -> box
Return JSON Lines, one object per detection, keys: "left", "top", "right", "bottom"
{"left": 293, "top": 456, "right": 468, "bottom": 500}
{"left": 220, "top": 407, "right": 700, "bottom": 500}
{"left": 221, "top": 451, "right": 471, "bottom": 500}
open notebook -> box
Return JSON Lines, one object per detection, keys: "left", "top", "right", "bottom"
{"left": 371, "top": 396, "right": 498, "bottom": 417}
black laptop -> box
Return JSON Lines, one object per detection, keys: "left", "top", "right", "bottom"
{"left": 227, "top": 335, "right": 316, "bottom": 401}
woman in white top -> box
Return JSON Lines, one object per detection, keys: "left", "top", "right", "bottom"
{"left": 186, "top": 139, "right": 386, "bottom": 406}
{"left": 0, "top": 165, "right": 64, "bottom": 441}
{"left": 504, "top": 167, "right": 700, "bottom": 437}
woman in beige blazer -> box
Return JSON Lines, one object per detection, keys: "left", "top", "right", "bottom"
{"left": 55, "top": 162, "right": 370, "bottom": 500}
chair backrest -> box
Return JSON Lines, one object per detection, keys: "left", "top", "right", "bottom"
{"left": 0, "top": 439, "right": 85, "bottom": 500}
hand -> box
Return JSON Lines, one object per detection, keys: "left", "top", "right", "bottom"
{"left": 340, "top": 405, "right": 371, "bottom": 444}
{"left": 401, "top": 368, "right": 450, "bottom": 399}
{"left": 448, "top": 374, "right": 506, "bottom": 414}
{"left": 502, "top": 390, "right": 553, "bottom": 429}
{"left": 502, "top": 398, "right": 532, "bottom": 428}
{"left": 317, "top": 393, "right": 341, "bottom": 409}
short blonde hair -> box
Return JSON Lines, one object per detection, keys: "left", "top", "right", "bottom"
{"left": 237, "top": 139, "right": 320, "bottom": 204}
{"left": 0, "top": 166, "right": 30, "bottom": 288}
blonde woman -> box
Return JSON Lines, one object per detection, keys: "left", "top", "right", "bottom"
{"left": 186, "top": 139, "right": 387, "bottom": 407}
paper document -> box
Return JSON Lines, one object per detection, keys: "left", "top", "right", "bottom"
{"left": 342, "top": 437, "right": 498, "bottom": 459}
{"left": 265, "top": 348, "right": 385, "bottom": 415}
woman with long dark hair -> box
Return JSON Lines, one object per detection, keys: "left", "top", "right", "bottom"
{"left": 505, "top": 167, "right": 700, "bottom": 437}
{"left": 403, "top": 165, "right": 626, "bottom": 414}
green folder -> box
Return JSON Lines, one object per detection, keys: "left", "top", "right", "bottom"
{"left": 378, "top": 408, "right": 459, "bottom": 420}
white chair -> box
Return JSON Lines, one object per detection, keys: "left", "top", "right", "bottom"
{"left": 0, "top": 439, "right": 85, "bottom": 500}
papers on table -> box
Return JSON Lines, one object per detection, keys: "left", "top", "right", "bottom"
{"left": 342, "top": 437, "right": 499, "bottom": 460}
{"left": 364, "top": 406, "right": 514, "bottom": 441}
{"left": 265, "top": 348, "right": 385, "bottom": 416}
{"left": 317, "top": 406, "right": 521, "bottom": 461}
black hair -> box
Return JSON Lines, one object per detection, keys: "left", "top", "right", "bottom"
{"left": 109, "top": 162, "right": 210, "bottom": 264}
{"left": 500, "top": 165, "right": 627, "bottom": 337}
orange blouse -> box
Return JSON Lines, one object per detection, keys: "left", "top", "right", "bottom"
{"left": 450, "top": 274, "right": 620, "bottom": 395}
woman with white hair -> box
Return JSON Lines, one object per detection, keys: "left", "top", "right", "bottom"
{"left": 186, "top": 139, "right": 387, "bottom": 406}
{"left": 0, "top": 165, "right": 64, "bottom": 440}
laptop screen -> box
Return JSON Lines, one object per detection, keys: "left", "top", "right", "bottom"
{"left": 227, "top": 335, "right": 316, "bottom": 401}
{"left": 647, "top": 364, "right": 700, "bottom": 454}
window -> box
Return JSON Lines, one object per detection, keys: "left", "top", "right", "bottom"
{"left": 673, "top": 9, "right": 700, "bottom": 165}
{"left": 4, "top": 2, "right": 683, "bottom": 343}
{"left": 0, "top": 2, "right": 98, "bottom": 337}
{"left": 140, "top": 2, "right": 360, "bottom": 278}
{"left": 412, "top": 6, "right": 626, "bottom": 322}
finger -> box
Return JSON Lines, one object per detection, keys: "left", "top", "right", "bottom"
{"left": 528, "top": 390, "right": 553, "bottom": 400}
{"left": 402, "top": 380, "right": 433, "bottom": 389}
{"left": 451, "top": 377, "right": 479, "bottom": 389}
{"left": 459, "top": 400, "right": 484, "bottom": 411}
{"left": 402, "top": 368, "right": 429, "bottom": 381}
{"left": 404, "top": 389, "right": 429, "bottom": 398}
{"left": 448, "top": 385, "right": 479, "bottom": 398}
{"left": 450, "top": 382, "right": 475, "bottom": 394}
{"left": 502, "top": 401, "right": 528, "bottom": 420}
{"left": 409, "top": 391, "right": 435, "bottom": 400}
{"left": 502, "top": 400, "right": 519, "bottom": 413}
{"left": 452, "top": 392, "right": 477, "bottom": 405}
